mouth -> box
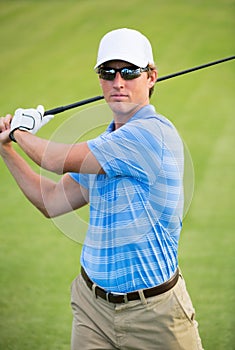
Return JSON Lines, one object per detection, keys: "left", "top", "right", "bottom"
{"left": 110, "top": 94, "right": 128, "bottom": 102}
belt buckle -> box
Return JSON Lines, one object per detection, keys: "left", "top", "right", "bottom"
{"left": 106, "top": 292, "right": 129, "bottom": 304}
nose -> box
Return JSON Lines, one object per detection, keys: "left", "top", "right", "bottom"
{"left": 113, "top": 72, "right": 124, "bottom": 88}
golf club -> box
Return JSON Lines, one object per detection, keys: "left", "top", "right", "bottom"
{"left": 44, "top": 55, "right": 235, "bottom": 116}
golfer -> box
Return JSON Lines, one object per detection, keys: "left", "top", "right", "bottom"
{"left": 0, "top": 28, "right": 203, "bottom": 350}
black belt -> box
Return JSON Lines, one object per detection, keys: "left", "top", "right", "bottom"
{"left": 81, "top": 266, "right": 179, "bottom": 304}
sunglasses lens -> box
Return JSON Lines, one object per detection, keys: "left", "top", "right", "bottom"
{"left": 98, "top": 69, "right": 116, "bottom": 80}
{"left": 121, "top": 68, "right": 141, "bottom": 80}
{"left": 97, "top": 67, "right": 147, "bottom": 81}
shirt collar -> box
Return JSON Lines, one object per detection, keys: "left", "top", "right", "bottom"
{"left": 106, "top": 104, "right": 157, "bottom": 133}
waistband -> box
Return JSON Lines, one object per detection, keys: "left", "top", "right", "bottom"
{"left": 81, "top": 267, "right": 179, "bottom": 304}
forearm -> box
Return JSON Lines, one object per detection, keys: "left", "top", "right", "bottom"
{"left": 13, "top": 129, "right": 103, "bottom": 175}
{"left": 13, "top": 129, "right": 71, "bottom": 174}
{"left": 0, "top": 143, "right": 54, "bottom": 216}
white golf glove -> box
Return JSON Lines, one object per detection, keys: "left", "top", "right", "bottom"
{"left": 9, "top": 105, "right": 54, "bottom": 142}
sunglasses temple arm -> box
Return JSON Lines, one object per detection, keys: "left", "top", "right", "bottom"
{"left": 44, "top": 55, "right": 235, "bottom": 116}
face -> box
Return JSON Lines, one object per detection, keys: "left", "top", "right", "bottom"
{"left": 98, "top": 60, "right": 157, "bottom": 126}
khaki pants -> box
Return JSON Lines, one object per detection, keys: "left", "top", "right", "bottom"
{"left": 71, "top": 271, "right": 203, "bottom": 350}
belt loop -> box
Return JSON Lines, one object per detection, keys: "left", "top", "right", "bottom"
{"left": 106, "top": 292, "right": 110, "bottom": 302}
{"left": 178, "top": 268, "right": 183, "bottom": 279}
{"left": 123, "top": 294, "right": 128, "bottom": 304}
{"left": 92, "top": 282, "right": 98, "bottom": 298}
{"left": 138, "top": 289, "right": 148, "bottom": 305}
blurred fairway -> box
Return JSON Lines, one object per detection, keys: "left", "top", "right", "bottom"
{"left": 0, "top": 1, "right": 234, "bottom": 349}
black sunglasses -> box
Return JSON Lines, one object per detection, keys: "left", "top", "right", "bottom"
{"left": 96, "top": 66, "right": 149, "bottom": 81}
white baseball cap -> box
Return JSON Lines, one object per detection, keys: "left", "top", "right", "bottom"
{"left": 94, "top": 28, "right": 155, "bottom": 69}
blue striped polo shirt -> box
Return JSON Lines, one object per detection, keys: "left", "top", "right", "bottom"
{"left": 70, "top": 104, "right": 184, "bottom": 293}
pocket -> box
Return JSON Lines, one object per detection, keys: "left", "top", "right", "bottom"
{"left": 173, "top": 275, "right": 195, "bottom": 324}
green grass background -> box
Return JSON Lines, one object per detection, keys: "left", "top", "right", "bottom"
{"left": 0, "top": 1, "right": 234, "bottom": 349}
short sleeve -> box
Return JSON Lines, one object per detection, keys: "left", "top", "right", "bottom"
{"left": 69, "top": 172, "right": 89, "bottom": 189}
{"left": 87, "top": 119, "right": 163, "bottom": 185}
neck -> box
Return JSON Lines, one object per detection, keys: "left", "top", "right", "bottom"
{"left": 112, "top": 102, "right": 148, "bottom": 130}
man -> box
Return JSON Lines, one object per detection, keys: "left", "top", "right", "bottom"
{"left": 0, "top": 28, "right": 203, "bottom": 349}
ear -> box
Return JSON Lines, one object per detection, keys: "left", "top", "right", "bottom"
{"left": 148, "top": 69, "right": 158, "bottom": 88}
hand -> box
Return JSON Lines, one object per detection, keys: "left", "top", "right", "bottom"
{"left": 0, "top": 114, "right": 13, "bottom": 145}
{"left": 9, "top": 105, "right": 54, "bottom": 142}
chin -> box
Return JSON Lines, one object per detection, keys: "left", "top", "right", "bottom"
{"left": 108, "top": 101, "right": 140, "bottom": 117}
